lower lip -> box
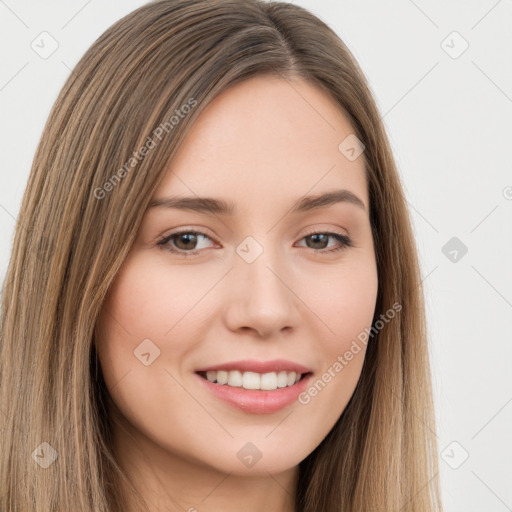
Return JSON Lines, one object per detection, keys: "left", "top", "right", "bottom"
{"left": 196, "top": 372, "right": 313, "bottom": 414}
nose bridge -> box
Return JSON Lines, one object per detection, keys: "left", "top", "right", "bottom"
{"left": 237, "top": 234, "right": 287, "bottom": 300}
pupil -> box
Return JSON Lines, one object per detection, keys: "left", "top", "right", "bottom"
{"left": 309, "top": 234, "right": 327, "bottom": 249}
{"left": 177, "top": 233, "right": 196, "bottom": 249}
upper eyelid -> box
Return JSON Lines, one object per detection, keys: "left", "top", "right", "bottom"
{"left": 159, "top": 222, "right": 350, "bottom": 239}
{"left": 158, "top": 228, "right": 217, "bottom": 245}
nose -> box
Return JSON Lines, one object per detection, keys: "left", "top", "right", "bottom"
{"left": 222, "top": 244, "right": 300, "bottom": 338}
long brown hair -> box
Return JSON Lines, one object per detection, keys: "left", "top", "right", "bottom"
{"left": 0, "top": 0, "right": 443, "bottom": 510}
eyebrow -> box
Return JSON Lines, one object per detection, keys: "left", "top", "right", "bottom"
{"left": 148, "top": 189, "right": 367, "bottom": 215}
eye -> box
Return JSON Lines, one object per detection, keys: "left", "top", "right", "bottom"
{"left": 296, "top": 230, "right": 353, "bottom": 253}
{"left": 156, "top": 229, "right": 353, "bottom": 257}
{"left": 157, "top": 229, "right": 216, "bottom": 257}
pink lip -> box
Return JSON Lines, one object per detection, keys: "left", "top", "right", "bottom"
{"left": 195, "top": 359, "right": 312, "bottom": 374}
{"left": 195, "top": 371, "right": 313, "bottom": 415}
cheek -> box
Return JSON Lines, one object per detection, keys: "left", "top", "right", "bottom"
{"left": 98, "top": 253, "right": 206, "bottom": 349}
{"left": 324, "top": 272, "right": 378, "bottom": 348}
{"left": 305, "top": 252, "right": 379, "bottom": 351}
{"left": 94, "top": 257, "right": 167, "bottom": 394}
{"left": 94, "top": 253, "right": 213, "bottom": 400}
{"left": 94, "top": 258, "right": 196, "bottom": 444}
{"left": 293, "top": 256, "right": 378, "bottom": 425}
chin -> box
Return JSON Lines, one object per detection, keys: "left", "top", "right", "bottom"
{"left": 199, "top": 440, "right": 309, "bottom": 475}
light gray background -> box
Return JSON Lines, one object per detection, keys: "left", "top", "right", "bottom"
{"left": 1, "top": 1, "right": 511, "bottom": 510}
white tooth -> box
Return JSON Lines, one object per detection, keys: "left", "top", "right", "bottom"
{"left": 277, "top": 371, "right": 288, "bottom": 388}
{"left": 212, "top": 370, "right": 302, "bottom": 389}
{"left": 217, "top": 370, "right": 228, "bottom": 385}
{"left": 242, "top": 371, "right": 261, "bottom": 390}
{"left": 227, "top": 370, "right": 243, "bottom": 387}
{"left": 260, "top": 372, "right": 278, "bottom": 390}
{"left": 287, "top": 371, "right": 297, "bottom": 386}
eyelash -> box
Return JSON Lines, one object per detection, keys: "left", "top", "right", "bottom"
{"left": 156, "top": 229, "right": 353, "bottom": 257}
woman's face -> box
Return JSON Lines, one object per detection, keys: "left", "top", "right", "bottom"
{"left": 96, "top": 75, "right": 378, "bottom": 477}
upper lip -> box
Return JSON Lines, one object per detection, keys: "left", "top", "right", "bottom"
{"left": 196, "top": 359, "right": 313, "bottom": 375}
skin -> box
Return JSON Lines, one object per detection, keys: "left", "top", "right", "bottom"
{"left": 95, "top": 74, "right": 378, "bottom": 512}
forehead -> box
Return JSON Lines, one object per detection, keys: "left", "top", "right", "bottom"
{"left": 155, "top": 75, "right": 368, "bottom": 212}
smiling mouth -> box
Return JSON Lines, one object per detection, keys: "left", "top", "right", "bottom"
{"left": 197, "top": 370, "right": 312, "bottom": 391}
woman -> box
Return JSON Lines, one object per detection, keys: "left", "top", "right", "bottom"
{"left": 0, "top": 0, "right": 443, "bottom": 510}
